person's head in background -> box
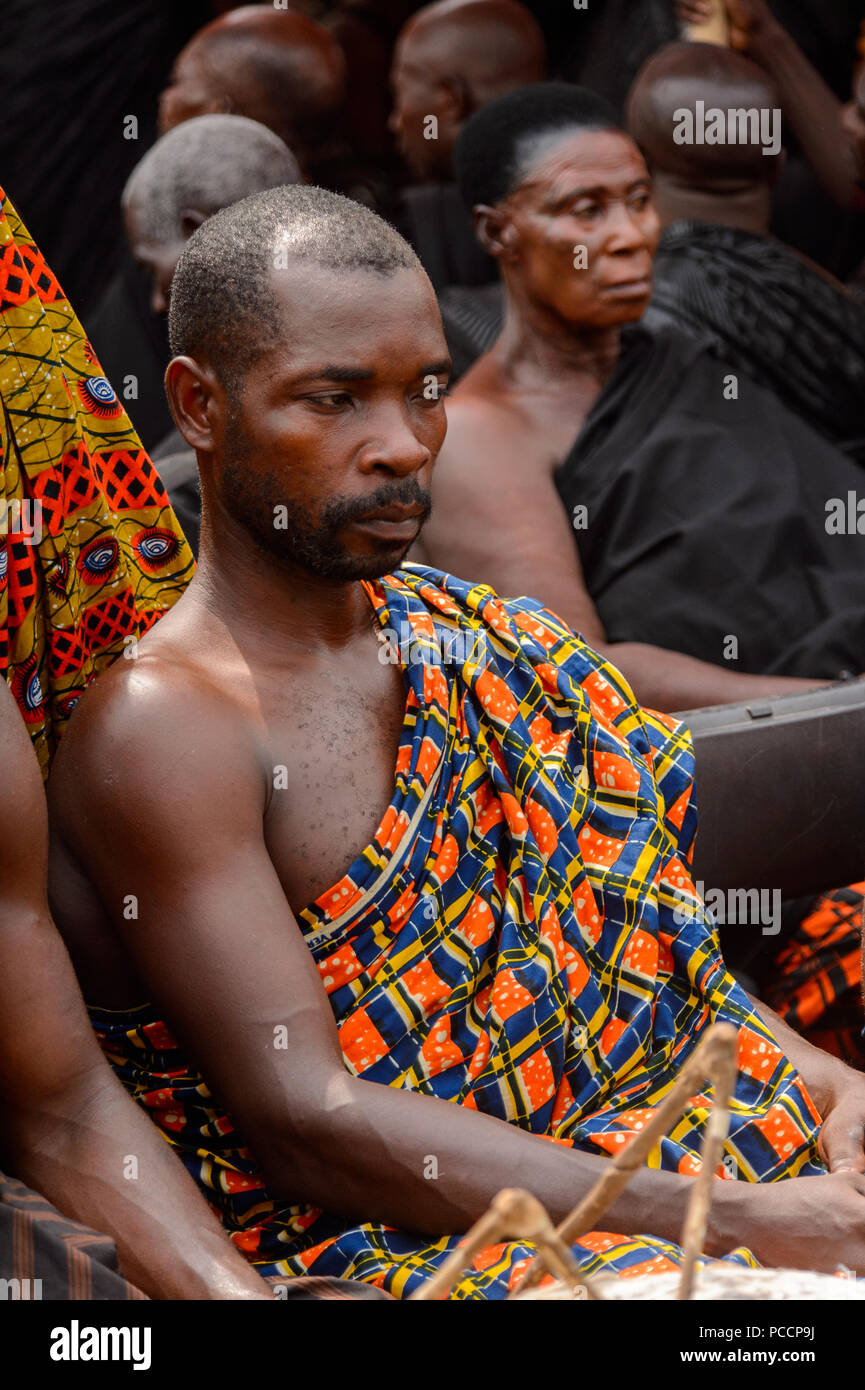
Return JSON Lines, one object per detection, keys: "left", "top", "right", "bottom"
{"left": 454, "top": 83, "right": 660, "bottom": 336}
{"left": 390, "top": 0, "right": 546, "bottom": 182}
{"left": 626, "top": 41, "right": 784, "bottom": 235}
{"left": 122, "top": 114, "right": 302, "bottom": 317}
{"left": 158, "top": 4, "right": 345, "bottom": 180}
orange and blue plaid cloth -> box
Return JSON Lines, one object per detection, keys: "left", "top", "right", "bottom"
{"left": 92, "top": 567, "right": 825, "bottom": 1298}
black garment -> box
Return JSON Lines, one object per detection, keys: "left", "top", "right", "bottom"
{"left": 544, "top": 0, "right": 676, "bottom": 108}
{"left": 0, "top": 0, "right": 209, "bottom": 317}
{"left": 644, "top": 220, "right": 865, "bottom": 458}
{"left": 554, "top": 325, "right": 865, "bottom": 679}
{"left": 398, "top": 184, "right": 496, "bottom": 294}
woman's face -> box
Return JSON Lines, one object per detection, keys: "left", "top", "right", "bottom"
{"left": 495, "top": 126, "right": 661, "bottom": 328}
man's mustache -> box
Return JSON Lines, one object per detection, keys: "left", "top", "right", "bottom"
{"left": 326, "top": 479, "right": 432, "bottom": 526}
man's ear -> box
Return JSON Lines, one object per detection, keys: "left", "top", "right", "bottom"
{"left": 163, "top": 356, "right": 222, "bottom": 452}
{"left": 473, "top": 203, "right": 517, "bottom": 261}
{"left": 438, "top": 73, "right": 471, "bottom": 124}
{"left": 179, "top": 207, "right": 208, "bottom": 240}
{"left": 429, "top": 75, "right": 470, "bottom": 163}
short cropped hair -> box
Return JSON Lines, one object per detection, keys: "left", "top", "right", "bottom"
{"left": 454, "top": 81, "right": 621, "bottom": 209}
{"left": 168, "top": 184, "right": 421, "bottom": 393}
{"left": 122, "top": 115, "right": 301, "bottom": 247}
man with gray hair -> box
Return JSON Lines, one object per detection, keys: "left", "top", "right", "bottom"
{"left": 122, "top": 114, "right": 302, "bottom": 550}
{"left": 123, "top": 114, "right": 302, "bottom": 319}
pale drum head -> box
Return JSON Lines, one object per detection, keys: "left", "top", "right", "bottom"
{"left": 513, "top": 1267, "right": 865, "bottom": 1300}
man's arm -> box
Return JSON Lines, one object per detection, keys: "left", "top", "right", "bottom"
{"left": 678, "top": 0, "right": 862, "bottom": 209}
{"left": 46, "top": 663, "right": 865, "bottom": 1274}
{"left": 0, "top": 679, "right": 270, "bottom": 1300}
{"left": 423, "top": 402, "right": 827, "bottom": 711}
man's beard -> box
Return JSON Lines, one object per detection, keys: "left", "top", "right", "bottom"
{"left": 220, "top": 420, "right": 431, "bottom": 582}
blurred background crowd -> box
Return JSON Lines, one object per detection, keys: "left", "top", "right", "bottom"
{"left": 2, "top": 0, "right": 864, "bottom": 446}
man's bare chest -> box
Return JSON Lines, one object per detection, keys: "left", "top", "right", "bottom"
{"left": 258, "top": 661, "right": 409, "bottom": 915}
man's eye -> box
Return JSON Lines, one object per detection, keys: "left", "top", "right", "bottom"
{"left": 629, "top": 192, "right": 651, "bottom": 211}
{"left": 574, "top": 203, "right": 602, "bottom": 219}
{"left": 306, "top": 392, "right": 353, "bottom": 408}
{"left": 415, "top": 384, "right": 449, "bottom": 404}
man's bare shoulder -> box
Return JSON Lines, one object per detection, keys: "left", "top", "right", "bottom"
{"left": 48, "top": 620, "right": 265, "bottom": 827}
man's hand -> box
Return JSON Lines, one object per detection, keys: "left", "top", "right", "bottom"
{"left": 818, "top": 1075, "right": 865, "bottom": 1174}
{"left": 676, "top": 0, "right": 780, "bottom": 56}
{"left": 715, "top": 1170, "right": 865, "bottom": 1274}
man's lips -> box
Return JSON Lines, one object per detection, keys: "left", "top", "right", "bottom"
{"left": 351, "top": 503, "right": 426, "bottom": 540}
{"left": 360, "top": 504, "right": 425, "bottom": 523}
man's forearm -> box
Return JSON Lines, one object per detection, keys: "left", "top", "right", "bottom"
{"left": 8, "top": 1073, "right": 271, "bottom": 1300}
{"left": 604, "top": 641, "right": 825, "bottom": 714}
{"left": 746, "top": 19, "right": 860, "bottom": 210}
{"left": 256, "top": 1067, "right": 750, "bottom": 1255}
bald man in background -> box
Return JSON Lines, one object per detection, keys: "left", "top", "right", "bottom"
{"left": 627, "top": 41, "right": 865, "bottom": 458}
{"left": 159, "top": 4, "right": 345, "bottom": 182}
{"left": 390, "top": 0, "right": 546, "bottom": 293}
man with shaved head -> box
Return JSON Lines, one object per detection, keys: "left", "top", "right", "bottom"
{"left": 46, "top": 182, "right": 865, "bottom": 1299}
{"left": 121, "top": 113, "right": 303, "bottom": 552}
{"left": 627, "top": 41, "right": 865, "bottom": 455}
{"left": 159, "top": 4, "right": 346, "bottom": 180}
{"left": 391, "top": 0, "right": 547, "bottom": 181}
{"left": 627, "top": 40, "right": 784, "bottom": 231}
{"left": 391, "top": 0, "right": 546, "bottom": 291}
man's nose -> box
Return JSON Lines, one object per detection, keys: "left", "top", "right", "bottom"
{"left": 358, "top": 406, "right": 433, "bottom": 475}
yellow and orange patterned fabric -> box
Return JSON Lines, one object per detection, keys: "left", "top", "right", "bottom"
{"left": 92, "top": 568, "right": 826, "bottom": 1299}
{"left": 0, "top": 188, "right": 192, "bottom": 777}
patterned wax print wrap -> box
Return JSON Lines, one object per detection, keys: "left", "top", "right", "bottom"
{"left": 0, "top": 188, "right": 193, "bottom": 777}
{"left": 767, "top": 882, "right": 865, "bottom": 1070}
{"left": 93, "top": 567, "right": 826, "bottom": 1300}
